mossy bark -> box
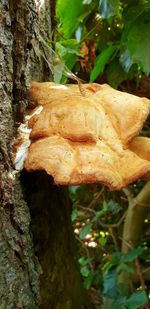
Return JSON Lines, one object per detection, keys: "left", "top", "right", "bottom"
{"left": 0, "top": 0, "right": 85, "bottom": 308}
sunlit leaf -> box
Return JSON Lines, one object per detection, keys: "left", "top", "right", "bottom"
{"left": 83, "top": 0, "right": 92, "bottom": 4}
{"left": 90, "top": 45, "right": 117, "bottom": 82}
{"left": 56, "top": 0, "right": 85, "bottom": 38}
{"left": 126, "top": 291, "right": 148, "bottom": 309}
{"left": 100, "top": 231, "right": 105, "bottom": 237}
{"left": 79, "top": 223, "right": 92, "bottom": 239}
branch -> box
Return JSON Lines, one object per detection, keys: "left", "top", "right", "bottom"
{"left": 88, "top": 187, "right": 104, "bottom": 208}
{"left": 122, "top": 187, "right": 134, "bottom": 204}
{"left": 98, "top": 211, "right": 126, "bottom": 228}
{"left": 134, "top": 181, "right": 150, "bottom": 208}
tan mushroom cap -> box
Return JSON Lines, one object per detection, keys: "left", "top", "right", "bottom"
{"left": 24, "top": 82, "right": 150, "bottom": 190}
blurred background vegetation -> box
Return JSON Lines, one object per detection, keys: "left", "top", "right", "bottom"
{"left": 50, "top": 1, "right": 150, "bottom": 308}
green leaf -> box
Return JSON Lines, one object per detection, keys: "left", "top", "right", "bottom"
{"left": 117, "top": 263, "right": 135, "bottom": 275}
{"left": 56, "top": 0, "right": 85, "bottom": 38}
{"left": 103, "top": 268, "right": 118, "bottom": 298}
{"left": 103, "top": 252, "right": 123, "bottom": 273}
{"left": 106, "top": 200, "right": 122, "bottom": 214}
{"left": 79, "top": 223, "right": 92, "bottom": 239}
{"left": 92, "top": 210, "right": 104, "bottom": 222}
{"left": 107, "top": 59, "right": 128, "bottom": 88}
{"left": 71, "top": 208, "right": 78, "bottom": 221}
{"left": 55, "top": 42, "right": 67, "bottom": 58}
{"left": 90, "top": 45, "right": 117, "bottom": 82}
{"left": 99, "top": 0, "right": 120, "bottom": 18}
{"left": 128, "top": 21, "right": 150, "bottom": 74}
{"left": 83, "top": 0, "right": 92, "bottom": 4}
{"left": 55, "top": 40, "right": 81, "bottom": 83}
{"left": 57, "top": 39, "right": 82, "bottom": 56}
{"left": 98, "top": 236, "right": 107, "bottom": 246}
{"left": 111, "top": 252, "right": 123, "bottom": 265}
{"left": 83, "top": 274, "right": 94, "bottom": 289}
{"left": 126, "top": 291, "right": 148, "bottom": 309}
{"left": 123, "top": 2, "right": 150, "bottom": 23}
{"left": 80, "top": 265, "right": 90, "bottom": 277}
{"left": 110, "top": 302, "right": 125, "bottom": 309}
{"left": 78, "top": 256, "right": 93, "bottom": 266}
{"left": 123, "top": 247, "right": 145, "bottom": 263}
{"left": 103, "top": 261, "right": 113, "bottom": 273}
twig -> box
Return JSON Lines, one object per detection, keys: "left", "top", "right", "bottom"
{"left": 77, "top": 205, "right": 96, "bottom": 215}
{"left": 142, "top": 266, "right": 150, "bottom": 274}
{"left": 109, "top": 228, "right": 119, "bottom": 251}
{"left": 120, "top": 197, "right": 150, "bottom": 207}
{"left": 134, "top": 259, "right": 149, "bottom": 309}
{"left": 88, "top": 187, "right": 104, "bottom": 209}
{"left": 134, "top": 258, "right": 147, "bottom": 290}
{"left": 122, "top": 187, "right": 134, "bottom": 204}
{"left": 132, "top": 199, "right": 150, "bottom": 208}
{"left": 98, "top": 211, "right": 126, "bottom": 228}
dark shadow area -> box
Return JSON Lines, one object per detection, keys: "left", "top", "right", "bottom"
{"left": 20, "top": 170, "right": 86, "bottom": 308}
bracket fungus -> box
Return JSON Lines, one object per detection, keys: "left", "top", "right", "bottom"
{"left": 14, "top": 82, "right": 150, "bottom": 190}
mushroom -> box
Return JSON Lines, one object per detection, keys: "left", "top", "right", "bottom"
{"left": 15, "top": 82, "right": 150, "bottom": 190}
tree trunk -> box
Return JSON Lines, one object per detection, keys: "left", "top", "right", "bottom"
{"left": 119, "top": 183, "right": 150, "bottom": 292}
{"left": 0, "top": 1, "right": 85, "bottom": 308}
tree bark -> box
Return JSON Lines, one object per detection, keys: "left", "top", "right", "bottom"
{"left": 22, "top": 171, "right": 85, "bottom": 309}
{"left": 122, "top": 182, "right": 150, "bottom": 252}
{"left": 118, "top": 183, "right": 150, "bottom": 293}
{"left": 0, "top": 1, "right": 84, "bottom": 308}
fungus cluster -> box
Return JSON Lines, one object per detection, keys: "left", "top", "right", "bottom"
{"left": 15, "top": 82, "right": 150, "bottom": 190}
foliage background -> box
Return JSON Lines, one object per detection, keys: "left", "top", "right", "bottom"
{"left": 52, "top": 1, "right": 150, "bottom": 308}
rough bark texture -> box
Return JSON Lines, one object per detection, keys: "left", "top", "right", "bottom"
{"left": 0, "top": 1, "right": 84, "bottom": 308}
{"left": 0, "top": 0, "right": 41, "bottom": 307}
